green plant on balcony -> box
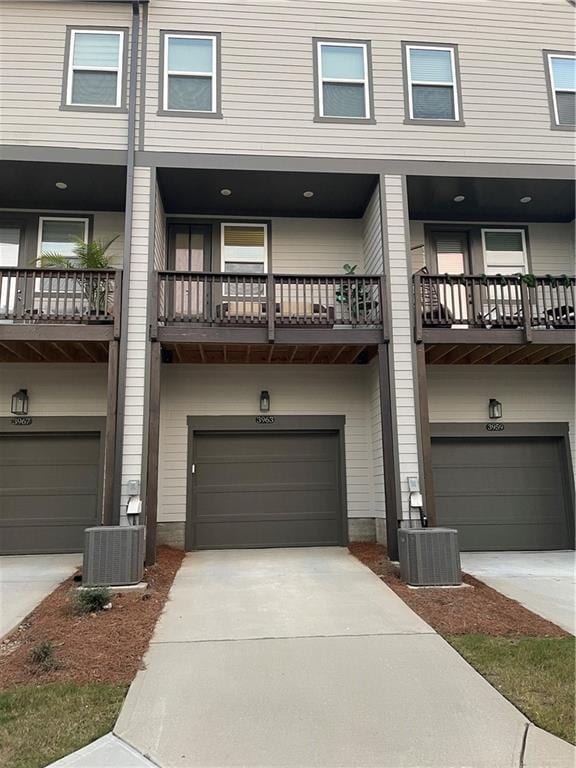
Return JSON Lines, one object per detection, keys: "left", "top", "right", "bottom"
{"left": 335, "top": 263, "right": 377, "bottom": 320}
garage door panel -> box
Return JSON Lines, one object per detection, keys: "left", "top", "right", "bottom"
{"left": 0, "top": 523, "right": 90, "bottom": 555}
{"left": 433, "top": 435, "right": 572, "bottom": 551}
{"left": 191, "top": 430, "right": 343, "bottom": 549}
{"left": 0, "top": 465, "right": 99, "bottom": 489}
{"left": 1, "top": 494, "right": 98, "bottom": 523}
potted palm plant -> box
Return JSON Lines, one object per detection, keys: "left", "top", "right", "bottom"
{"left": 37, "top": 236, "right": 119, "bottom": 322}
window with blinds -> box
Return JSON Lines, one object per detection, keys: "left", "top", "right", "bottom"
{"left": 482, "top": 229, "right": 527, "bottom": 275}
{"left": 406, "top": 44, "right": 460, "bottom": 121}
{"left": 316, "top": 41, "right": 372, "bottom": 120}
{"left": 38, "top": 218, "right": 89, "bottom": 263}
{"left": 163, "top": 34, "right": 218, "bottom": 113}
{"left": 433, "top": 232, "right": 469, "bottom": 273}
{"left": 221, "top": 224, "right": 268, "bottom": 274}
{"left": 547, "top": 54, "right": 575, "bottom": 127}
{"left": 66, "top": 30, "right": 123, "bottom": 108}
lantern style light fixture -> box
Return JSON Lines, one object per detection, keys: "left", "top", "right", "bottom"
{"left": 488, "top": 398, "right": 502, "bottom": 420}
{"left": 259, "top": 390, "right": 270, "bottom": 413}
{"left": 11, "top": 389, "right": 29, "bottom": 416}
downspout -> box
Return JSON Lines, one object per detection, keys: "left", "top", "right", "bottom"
{"left": 112, "top": 0, "right": 141, "bottom": 522}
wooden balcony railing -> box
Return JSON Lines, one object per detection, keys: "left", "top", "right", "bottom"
{"left": 414, "top": 273, "right": 575, "bottom": 339}
{"left": 157, "top": 271, "right": 384, "bottom": 329}
{"left": 0, "top": 268, "right": 121, "bottom": 327}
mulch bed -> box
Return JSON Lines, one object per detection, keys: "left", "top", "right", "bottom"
{"left": 350, "top": 542, "right": 568, "bottom": 637}
{"left": 0, "top": 546, "right": 184, "bottom": 690}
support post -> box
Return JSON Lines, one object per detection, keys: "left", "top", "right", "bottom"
{"left": 267, "top": 274, "right": 275, "bottom": 343}
{"left": 415, "top": 343, "right": 436, "bottom": 526}
{"left": 378, "top": 343, "right": 401, "bottom": 560}
{"left": 145, "top": 340, "right": 161, "bottom": 565}
{"left": 103, "top": 340, "right": 119, "bottom": 525}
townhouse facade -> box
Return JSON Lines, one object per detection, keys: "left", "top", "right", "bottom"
{"left": 0, "top": 0, "right": 574, "bottom": 563}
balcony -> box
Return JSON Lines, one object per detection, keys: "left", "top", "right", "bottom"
{"left": 154, "top": 271, "right": 386, "bottom": 363}
{"left": 414, "top": 273, "right": 575, "bottom": 364}
{"left": 0, "top": 268, "right": 121, "bottom": 362}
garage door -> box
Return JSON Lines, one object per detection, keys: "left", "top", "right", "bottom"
{"left": 189, "top": 431, "right": 344, "bottom": 549}
{"left": 0, "top": 433, "right": 100, "bottom": 555}
{"left": 432, "top": 436, "right": 573, "bottom": 551}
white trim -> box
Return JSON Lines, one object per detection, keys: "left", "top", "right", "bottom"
{"left": 481, "top": 228, "right": 528, "bottom": 274}
{"left": 163, "top": 33, "right": 217, "bottom": 113}
{"left": 66, "top": 29, "right": 123, "bottom": 108}
{"left": 37, "top": 217, "right": 90, "bottom": 260}
{"left": 406, "top": 44, "right": 459, "bottom": 121}
{"left": 547, "top": 53, "right": 576, "bottom": 127}
{"left": 317, "top": 41, "right": 370, "bottom": 119}
{"left": 220, "top": 222, "right": 268, "bottom": 273}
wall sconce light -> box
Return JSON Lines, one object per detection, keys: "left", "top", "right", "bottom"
{"left": 488, "top": 398, "right": 502, "bottom": 420}
{"left": 11, "top": 389, "right": 29, "bottom": 416}
{"left": 259, "top": 390, "right": 270, "bottom": 413}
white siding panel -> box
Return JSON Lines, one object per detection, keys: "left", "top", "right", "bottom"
{"left": 0, "top": 2, "right": 131, "bottom": 149}
{"left": 119, "top": 166, "right": 152, "bottom": 509}
{"left": 143, "top": 0, "right": 573, "bottom": 165}
{"left": 93, "top": 212, "right": 125, "bottom": 267}
{"left": 154, "top": 179, "right": 166, "bottom": 270}
{"left": 428, "top": 365, "right": 576, "bottom": 476}
{"left": 0, "top": 364, "right": 107, "bottom": 415}
{"left": 362, "top": 186, "right": 383, "bottom": 274}
{"left": 271, "top": 218, "right": 363, "bottom": 274}
{"left": 158, "top": 365, "right": 375, "bottom": 524}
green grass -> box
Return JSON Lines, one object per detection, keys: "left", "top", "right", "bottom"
{"left": 0, "top": 682, "right": 128, "bottom": 768}
{"left": 448, "top": 635, "right": 575, "bottom": 745}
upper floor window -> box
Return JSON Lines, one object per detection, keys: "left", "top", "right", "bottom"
{"left": 221, "top": 224, "right": 268, "bottom": 274}
{"left": 482, "top": 229, "right": 528, "bottom": 275}
{"left": 38, "top": 218, "right": 89, "bottom": 263}
{"left": 314, "top": 39, "right": 374, "bottom": 122}
{"left": 403, "top": 43, "right": 462, "bottom": 123}
{"left": 545, "top": 52, "right": 575, "bottom": 128}
{"left": 161, "top": 32, "right": 221, "bottom": 116}
{"left": 64, "top": 29, "right": 125, "bottom": 109}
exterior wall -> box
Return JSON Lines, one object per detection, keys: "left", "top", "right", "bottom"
{"left": 93, "top": 212, "right": 125, "bottom": 267}
{"left": 427, "top": 365, "right": 576, "bottom": 476}
{"left": 382, "top": 175, "right": 422, "bottom": 516}
{"left": 409, "top": 220, "right": 575, "bottom": 274}
{"left": 157, "top": 364, "right": 379, "bottom": 527}
{"left": 362, "top": 185, "right": 383, "bottom": 274}
{"left": 368, "top": 359, "right": 386, "bottom": 520}
{"left": 271, "top": 218, "right": 364, "bottom": 274}
{"left": 119, "top": 166, "right": 152, "bottom": 510}
{"left": 0, "top": 364, "right": 107, "bottom": 416}
{"left": 142, "top": 0, "right": 573, "bottom": 165}
{"left": 0, "top": 1, "right": 131, "bottom": 150}
{"left": 153, "top": 178, "right": 166, "bottom": 270}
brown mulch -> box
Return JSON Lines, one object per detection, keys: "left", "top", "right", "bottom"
{"left": 0, "top": 546, "right": 185, "bottom": 691}
{"left": 350, "top": 542, "right": 568, "bottom": 638}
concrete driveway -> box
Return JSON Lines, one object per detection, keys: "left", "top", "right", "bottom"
{"left": 0, "top": 554, "right": 80, "bottom": 639}
{"left": 116, "top": 548, "right": 574, "bottom": 768}
{"left": 461, "top": 551, "right": 576, "bottom": 634}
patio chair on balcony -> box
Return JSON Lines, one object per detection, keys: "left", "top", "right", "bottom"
{"left": 415, "top": 267, "right": 453, "bottom": 327}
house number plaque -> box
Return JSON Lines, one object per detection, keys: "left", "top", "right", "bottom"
{"left": 486, "top": 422, "right": 504, "bottom": 432}
{"left": 255, "top": 416, "right": 275, "bottom": 424}
{"left": 11, "top": 417, "right": 32, "bottom": 426}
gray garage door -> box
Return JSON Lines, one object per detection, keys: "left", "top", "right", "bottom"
{"left": 432, "top": 436, "right": 573, "bottom": 551}
{"left": 189, "top": 431, "right": 344, "bottom": 549}
{"left": 0, "top": 433, "right": 100, "bottom": 555}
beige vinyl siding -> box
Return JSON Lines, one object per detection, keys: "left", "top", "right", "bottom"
{"left": 382, "top": 175, "right": 421, "bottom": 516}
{"left": 271, "top": 218, "right": 363, "bottom": 273}
{"left": 143, "top": 0, "right": 573, "bottom": 165}
{"left": 427, "top": 365, "right": 576, "bottom": 476}
{"left": 362, "top": 186, "right": 383, "bottom": 274}
{"left": 153, "top": 179, "right": 166, "bottom": 269}
{"left": 368, "top": 359, "right": 386, "bottom": 518}
{"left": 158, "top": 364, "right": 377, "bottom": 525}
{"left": 93, "top": 212, "right": 125, "bottom": 267}
{"left": 0, "top": 1, "right": 131, "bottom": 150}
{"left": 409, "top": 221, "right": 576, "bottom": 274}
{"left": 0, "top": 364, "right": 107, "bottom": 416}
{"left": 119, "top": 166, "right": 152, "bottom": 511}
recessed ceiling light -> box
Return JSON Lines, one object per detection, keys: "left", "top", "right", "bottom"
{"left": 520, "top": 196, "right": 532, "bottom": 204}
{"left": 453, "top": 195, "right": 465, "bottom": 202}
{"left": 303, "top": 190, "right": 314, "bottom": 198}
{"left": 220, "top": 188, "right": 232, "bottom": 196}
{"left": 55, "top": 182, "right": 68, "bottom": 190}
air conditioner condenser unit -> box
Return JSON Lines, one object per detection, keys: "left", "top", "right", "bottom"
{"left": 398, "top": 527, "right": 461, "bottom": 587}
{"left": 83, "top": 526, "right": 145, "bottom": 586}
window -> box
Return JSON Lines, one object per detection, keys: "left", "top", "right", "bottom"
{"left": 545, "top": 53, "right": 575, "bottom": 127}
{"left": 221, "top": 224, "right": 268, "bottom": 274}
{"left": 482, "top": 229, "right": 528, "bottom": 275}
{"left": 38, "top": 218, "right": 89, "bottom": 263}
{"left": 404, "top": 43, "right": 461, "bottom": 122}
{"left": 65, "top": 29, "right": 124, "bottom": 108}
{"left": 162, "top": 33, "right": 219, "bottom": 114}
{"left": 315, "top": 40, "right": 373, "bottom": 120}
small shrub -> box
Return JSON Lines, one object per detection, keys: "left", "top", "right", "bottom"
{"left": 30, "top": 640, "right": 58, "bottom": 671}
{"left": 74, "top": 586, "right": 112, "bottom": 614}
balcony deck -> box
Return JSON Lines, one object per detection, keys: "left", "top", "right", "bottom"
{"left": 0, "top": 268, "right": 121, "bottom": 362}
